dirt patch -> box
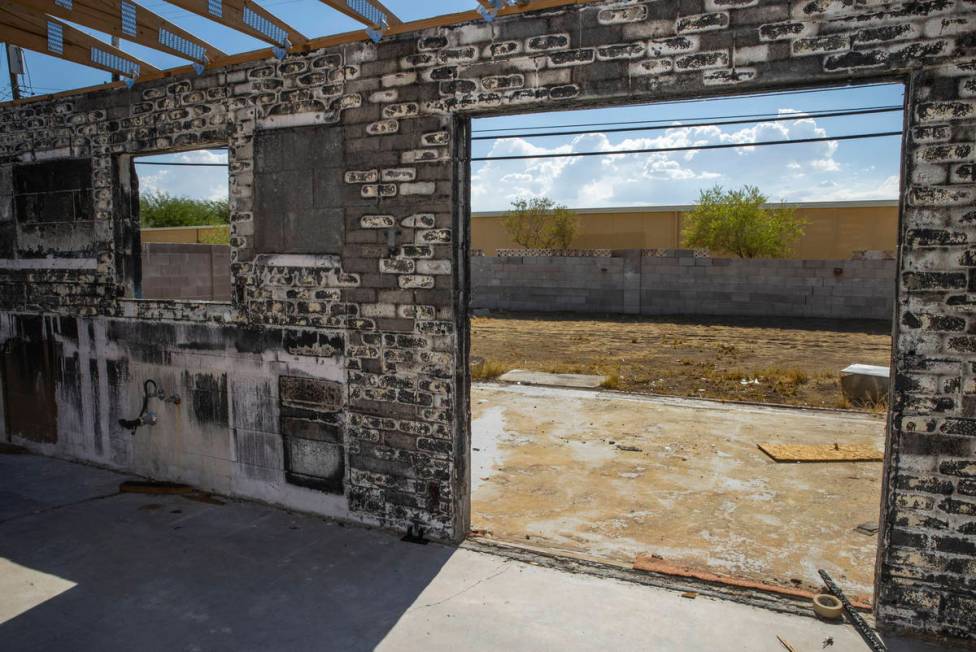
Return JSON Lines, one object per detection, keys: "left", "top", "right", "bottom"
{"left": 471, "top": 313, "right": 891, "bottom": 410}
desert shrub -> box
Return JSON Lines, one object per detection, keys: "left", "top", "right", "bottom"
{"left": 140, "top": 192, "right": 230, "bottom": 228}
{"left": 682, "top": 185, "right": 805, "bottom": 258}
{"left": 503, "top": 197, "right": 579, "bottom": 250}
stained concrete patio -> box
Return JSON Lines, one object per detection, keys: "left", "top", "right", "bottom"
{"left": 0, "top": 450, "right": 949, "bottom": 652}
{"left": 471, "top": 383, "right": 886, "bottom": 601}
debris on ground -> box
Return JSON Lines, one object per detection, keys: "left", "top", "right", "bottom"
{"left": 819, "top": 569, "right": 887, "bottom": 652}
{"left": 681, "top": 591, "right": 697, "bottom": 599}
{"left": 855, "top": 521, "right": 879, "bottom": 536}
{"left": 823, "top": 637, "right": 835, "bottom": 648}
{"left": 757, "top": 442, "right": 883, "bottom": 463}
{"left": 813, "top": 593, "right": 844, "bottom": 620}
{"left": 616, "top": 444, "right": 642, "bottom": 452}
{"left": 119, "top": 480, "right": 225, "bottom": 505}
{"left": 777, "top": 635, "right": 797, "bottom": 652}
{"left": 120, "top": 480, "right": 194, "bottom": 495}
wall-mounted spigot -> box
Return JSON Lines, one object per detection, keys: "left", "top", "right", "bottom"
{"left": 118, "top": 379, "right": 177, "bottom": 434}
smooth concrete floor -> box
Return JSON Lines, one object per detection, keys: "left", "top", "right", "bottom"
{"left": 0, "top": 452, "right": 954, "bottom": 652}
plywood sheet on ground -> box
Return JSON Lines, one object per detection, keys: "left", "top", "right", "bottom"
{"left": 757, "top": 443, "right": 883, "bottom": 463}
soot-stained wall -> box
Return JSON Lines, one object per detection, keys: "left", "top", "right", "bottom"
{"left": 1, "top": 0, "right": 976, "bottom": 643}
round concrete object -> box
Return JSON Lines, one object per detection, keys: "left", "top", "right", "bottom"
{"left": 813, "top": 594, "right": 844, "bottom": 620}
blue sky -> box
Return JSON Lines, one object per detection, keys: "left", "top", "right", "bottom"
{"left": 1, "top": 0, "right": 904, "bottom": 209}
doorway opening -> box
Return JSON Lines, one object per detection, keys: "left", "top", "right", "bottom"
{"left": 465, "top": 82, "right": 904, "bottom": 606}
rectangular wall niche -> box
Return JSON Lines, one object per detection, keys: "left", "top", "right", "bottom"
{"left": 253, "top": 125, "right": 345, "bottom": 255}
{"left": 13, "top": 159, "right": 96, "bottom": 258}
{"left": 278, "top": 374, "right": 346, "bottom": 494}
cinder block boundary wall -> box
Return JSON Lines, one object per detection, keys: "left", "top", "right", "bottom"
{"left": 141, "top": 243, "right": 232, "bottom": 302}
{"left": 472, "top": 250, "right": 897, "bottom": 319}
{"left": 0, "top": 0, "right": 975, "bottom": 643}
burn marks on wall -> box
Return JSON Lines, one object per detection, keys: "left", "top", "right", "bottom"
{"left": 279, "top": 375, "right": 345, "bottom": 494}
{"left": 253, "top": 125, "right": 345, "bottom": 255}
{"left": 12, "top": 159, "right": 97, "bottom": 259}
{"left": 1, "top": 316, "right": 59, "bottom": 443}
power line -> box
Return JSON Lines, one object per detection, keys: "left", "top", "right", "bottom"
{"left": 473, "top": 84, "right": 903, "bottom": 133}
{"left": 135, "top": 161, "right": 227, "bottom": 166}
{"left": 473, "top": 103, "right": 902, "bottom": 134}
{"left": 474, "top": 107, "right": 892, "bottom": 134}
{"left": 130, "top": 131, "right": 903, "bottom": 166}
{"left": 470, "top": 131, "right": 902, "bottom": 162}
{"left": 472, "top": 106, "right": 903, "bottom": 141}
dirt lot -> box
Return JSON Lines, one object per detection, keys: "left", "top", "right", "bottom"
{"left": 471, "top": 313, "right": 892, "bottom": 410}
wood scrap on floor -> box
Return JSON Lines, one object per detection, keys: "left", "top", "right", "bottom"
{"left": 758, "top": 442, "right": 883, "bottom": 463}
{"left": 777, "top": 635, "right": 797, "bottom": 652}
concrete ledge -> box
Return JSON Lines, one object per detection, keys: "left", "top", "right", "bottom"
{"left": 498, "top": 369, "right": 607, "bottom": 389}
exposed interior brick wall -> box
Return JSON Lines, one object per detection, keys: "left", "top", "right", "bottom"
{"left": 0, "top": 0, "right": 975, "bottom": 642}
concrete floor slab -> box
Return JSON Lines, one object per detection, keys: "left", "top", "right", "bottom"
{"left": 471, "top": 383, "right": 886, "bottom": 601}
{"left": 498, "top": 369, "right": 607, "bottom": 389}
{"left": 0, "top": 452, "right": 951, "bottom": 652}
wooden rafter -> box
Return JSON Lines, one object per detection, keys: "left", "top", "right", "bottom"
{"left": 9, "top": 0, "right": 224, "bottom": 63}
{"left": 0, "top": 0, "right": 155, "bottom": 77}
{"left": 370, "top": 0, "right": 400, "bottom": 25}
{"left": 4, "top": 0, "right": 606, "bottom": 106}
{"left": 316, "top": 0, "right": 399, "bottom": 28}
{"left": 162, "top": 0, "right": 307, "bottom": 47}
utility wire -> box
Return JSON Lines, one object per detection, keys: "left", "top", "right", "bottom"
{"left": 472, "top": 106, "right": 903, "bottom": 141}
{"left": 471, "top": 105, "right": 904, "bottom": 134}
{"left": 473, "top": 104, "right": 902, "bottom": 134}
{"left": 135, "top": 161, "right": 227, "bottom": 166}
{"left": 472, "top": 84, "right": 903, "bottom": 133}
{"left": 470, "top": 131, "right": 902, "bottom": 162}
{"left": 131, "top": 131, "right": 903, "bottom": 166}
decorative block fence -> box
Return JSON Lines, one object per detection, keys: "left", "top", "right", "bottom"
{"left": 472, "top": 250, "right": 897, "bottom": 321}
{"left": 140, "top": 243, "right": 232, "bottom": 302}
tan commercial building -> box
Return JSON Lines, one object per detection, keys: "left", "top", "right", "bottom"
{"left": 142, "top": 200, "right": 899, "bottom": 261}
{"left": 471, "top": 200, "right": 899, "bottom": 259}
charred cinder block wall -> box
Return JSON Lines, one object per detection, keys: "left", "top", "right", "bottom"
{"left": 1, "top": 0, "right": 976, "bottom": 642}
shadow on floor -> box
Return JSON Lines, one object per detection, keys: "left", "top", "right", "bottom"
{"left": 0, "top": 453, "right": 963, "bottom": 652}
{"left": 0, "top": 454, "right": 453, "bottom": 652}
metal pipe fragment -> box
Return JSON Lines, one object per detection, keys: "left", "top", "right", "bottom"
{"left": 818, "top": 569, "right": 886, "bottom": 652}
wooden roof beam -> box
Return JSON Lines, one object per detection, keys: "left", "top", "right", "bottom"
{"left": 316, "top": 0, "right": 398, "bottom": 30}
{"left": 2, "top": 0, "right": 606, "bottom": 106}
{"left": 0, "top": 0, "right": 155, "bottom": 78}
{"left": 162, "top": 0, "right": 307, "bottom": 48}
{"left": 9, "top": 0, "right": 224, "bottom": 64}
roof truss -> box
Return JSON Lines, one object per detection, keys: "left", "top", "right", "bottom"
{"left": 9, "top": 0, "right": 224, "bottom": 63}
{"left": 317, "top": 0, "right": 399, "bottom": 28}
{"left": 1, "top": 0, "right": 604, "bottom": 104}
{"left": 0, "top": 0, "right": 155, "bottom": 78}
{"left": 162, "top": 0, "right": 307, "bottom": 48}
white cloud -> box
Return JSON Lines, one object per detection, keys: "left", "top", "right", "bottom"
{"left": 177, "top": 149, "right": 227, "bottom": 164}
{"left": 801, "top": 174, "right": 901, "bottom": 201}
{"left": 134, "top": 149, "right": 228, "bottom": 201}
{"left": 470, "top": 112, "right": 881, "bottom": 210}
{"left": 810, "top": 158, "right": 841, "bottom": 172}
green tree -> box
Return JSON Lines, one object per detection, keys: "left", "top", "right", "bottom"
{"left": 682, "top": 185, "right": 805, "bottom": 258}
{"left": 139, "top": 191, "right": 230, "bottom": 228}
{"left": 503, "top": 197, "right": 579, "bottom": 250}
